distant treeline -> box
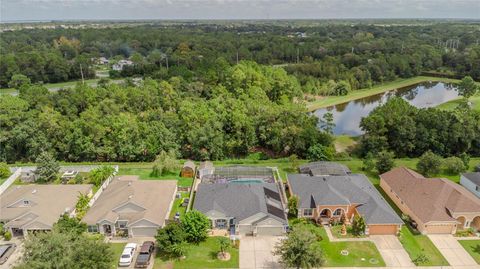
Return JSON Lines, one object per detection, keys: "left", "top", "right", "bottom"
{"left": 1, "top": 22, "right": 479, "bottom": 92}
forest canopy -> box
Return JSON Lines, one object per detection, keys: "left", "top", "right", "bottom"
{"left": 0, "top": 61, "right": 332, "bottom": 162}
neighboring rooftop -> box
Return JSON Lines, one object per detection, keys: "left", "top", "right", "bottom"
{"left": 462, "top": 172, "right": 480, "bottom": 186}
{"left": 288, "top": 173, "right": 402, "bottom": 225}
{"left": 381, "top": 167, "right": 480, "bottom": 223}
{"left": 193, "top": 183, "right": 287, "bottom": 225}
{"left": 0, "top": 184, "right": 92, "bottom": 230}
{"left": 82, "top": 176, "right": 177, "bottom": 226}
{"left": 299, "top": 161, "right": 351, "bottom": 176}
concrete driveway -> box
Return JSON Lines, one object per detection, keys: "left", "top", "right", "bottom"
{"left": 370, "top": 235, "right": 414, "bottom": 267}
{"left": 240, "top": 236, "right": 283, "bottom": 269}
{"left": 428, "top": 234, "right": 477, "bottom": 266}
{"left": 112, "top": 237, "right": 155, "bottom": 269}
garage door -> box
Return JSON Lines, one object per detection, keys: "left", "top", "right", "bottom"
{"left": 131, "top": 227, "right": 157, "bottom": 237}
{"left": 425, "top": 224, "right": 454, "bottom": 234}
{"left": 368, "top": 225, "right": 398, "bottom": 235}
{"left": 256, "top": 226, "right": 285, "bottom": 236}
{"left": 238, "top": 224, "right": 253, "bottom": 235}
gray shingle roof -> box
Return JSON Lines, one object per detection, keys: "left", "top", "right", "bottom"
{"left": 193, "top": 183, "right": 287, "bottom": 225}
{"left": 463, "top": 172, "right": 480, "bottom": 186}
{"left": 299, "top": 162, "right": 351, "bottom": 176}
{"left": 288, "top": 173, "right": 402, "bottom": 225}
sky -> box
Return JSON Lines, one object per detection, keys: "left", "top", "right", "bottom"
{"left": 1, "top": 0, "right": 479, "bottom": 22}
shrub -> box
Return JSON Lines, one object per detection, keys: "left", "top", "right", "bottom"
{"left": 352, "top": 215, "right": 366, "bottom": 236}
{"left": 375, "top": 151, "right": 395, "bottom": 174}
{"left": 4, "top": 231, "right": 12, "bottom": 241}
{"left": 0, "top": 163, "right": 11, "bottom": 178}
{"left": 287, "top": 195, "right": 299, "bottom": 218}
{"left": 413, "top": 254, "right": 429, "bottom": 265}
{"left": 443, "top": 157, "right": 466, "bottom": 175}
{"left": 35, "top": 151, "right": 60, "bottom": 182}
{"left": 155, "top": 222, "right": 186, "bottom": 252}
{"left": 362, "top": 152, "right": 375, "bottom": 172}
{"left": 417, "top": 151, "right": 442, "bottom": 176}
{"left": 89, "top": 166, "right": 115, "bottom": 186}
{"left": 307, "top": 144, "right": 334, "bottom": 161}
{"left": 151, "top": 150, "right": 179, "bottom": 177}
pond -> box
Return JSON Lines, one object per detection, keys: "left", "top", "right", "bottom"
{"left": 313, "top": 82, "right": 460, "bottom": 136}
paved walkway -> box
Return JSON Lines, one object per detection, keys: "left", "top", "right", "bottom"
{"left": 428, "top": 234, "right": 478, "bottom": 267}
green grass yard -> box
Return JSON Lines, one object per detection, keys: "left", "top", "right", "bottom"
{"left": 169, "top": 191, "right": 190, "bottom": 219}
{"left": 153, "top": 236, "right": 239, "bottom": 269}
{"left": 437, "top": 92, "right": 480, "bottom": 111}
{"left": 458, "top": 240, "right": 480, "bottom": 264}
{"left": 398, "top": 226, "right": 449, "bottom": 266}
{"left": 118, "top": 167, "right": 193, "bottom": 187}
{"left": 109, "top": 242, "right": 126, "bottom": 269}
{"left": 315, "top": 226, "right": 385, "bottom": 267}
{"left": 305, "top": 76, "right": 460, "bottom": 111}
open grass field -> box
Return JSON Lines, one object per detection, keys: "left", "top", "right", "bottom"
{"left": 305, "top": 76, "right": 460, "bottom": 111}
{"left": 399, "top": 226, "right": 449, "bottom": 266}
{"left": 109, "top": 242, "right": 127, "bottom": 269}
{"left": 458, "top": 240, "right": 480, "bottom": 264}
{"left": 153, "top": 236, "right": 239, "bottom": 269}
{"left": 334, "top": 135, "right": 359, "bottom": 152}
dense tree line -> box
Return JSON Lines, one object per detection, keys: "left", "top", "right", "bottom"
{"left": 0, "top": 61, "right": 331, "bottom": 162}
{"left": 359, "top": 97, "right": 480, "bottom": 158}
{"left": 1, "top": 21, "right": 479, "bottom": 89}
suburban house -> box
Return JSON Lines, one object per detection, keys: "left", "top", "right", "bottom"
{"left": 380, "top": 167, "right": 480, "bottom": 234}
{"left": 83, "top": 176, "right": 177, "bottom": 238}
{"left": 194, "top": 183, "right": 288, "bottom": 236}
{"left": 299, "top": 161, "right": 351, "bottom": 176}
{"left": 0, "top": 184, "right": 93, "bottom": 237}
{"left": 112, "top": 59, "right": 133, "bottom": 71}
{"left": 288, "top": 173, "right": 403, "bottom": 235}
{"left": 181, "top": 161, "right": 196, "bottom": 178}
{"left": 461, "top": 172, "right": 480, "bottom": 198}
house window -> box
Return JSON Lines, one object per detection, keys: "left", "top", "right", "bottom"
{"left": 87, "top": 225, "right": 98, "bottom": 233}
{"left": 116, "top": 221, "right": 128, "bottom": 228}
{"left": 303, "top": 209, "right": 313, "bottom": 217}
{"left": 215, "top": 219, "right": 227, "bottom": 228}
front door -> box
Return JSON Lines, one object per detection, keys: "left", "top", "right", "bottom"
{"left": 103, "top": 224, "right": 112, "bottom": 235}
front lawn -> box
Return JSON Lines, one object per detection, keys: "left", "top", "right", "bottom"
{"left": 118, "top": 167, "right": 193, "bottom": 187}
{"left": 398, "top": 226, "right": 448, "bottom": 266}
{"left": 313, "top": 226, "right": 385, "bottom": 267}
{"left": 153, "top": 236, "right": 239, "bottom": 269}
{"left": 109, "top": 243, "right": 126, "bottom": 269}
{"left": 458, "top": 240, "right": 480, "bottom": 264}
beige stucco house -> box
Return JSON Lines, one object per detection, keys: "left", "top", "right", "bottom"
{"left": 82, "top": 176, "right": 177, "bottom": 238}
{"left": 380, "top": 167, "right": 480, "bottom": 234}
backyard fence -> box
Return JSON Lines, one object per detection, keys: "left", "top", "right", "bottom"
{"left": 88, "top": 165, "right": 119, "bottom": 207}
{"left": 0, "top": 167, "right": 21, "bottom": 195}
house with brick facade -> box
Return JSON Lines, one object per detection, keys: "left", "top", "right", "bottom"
{"left": 380, "top": 167, "right": 480, "bottom": 234}
{"left": 287, "top": 172, "right": 403, "bottom": 235}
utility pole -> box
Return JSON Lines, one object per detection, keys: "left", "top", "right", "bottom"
{"left": 79, "top": 64, "right": 85, "bottom": 84}
{"left": 296, "top": 47, "right": 299, "bottom": 64}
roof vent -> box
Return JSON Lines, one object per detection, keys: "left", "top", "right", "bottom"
{"left": 128, "top": 195, "right": 133, "bottom": 199}
{"left": 128, "top": 182, "right": 132, "bottom": 186}
{"left": 32, "top": 189, "right": 37, "bottom": 194}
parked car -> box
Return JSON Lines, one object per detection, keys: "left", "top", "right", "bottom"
{"left": 134, "top": 241, "right": 155, "bottom": 268}
{"left": 0, "top": 243, "right": 16, "bottom": 265}
{"left": 119, "top": 243, "right": 137, "bottom": 267}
